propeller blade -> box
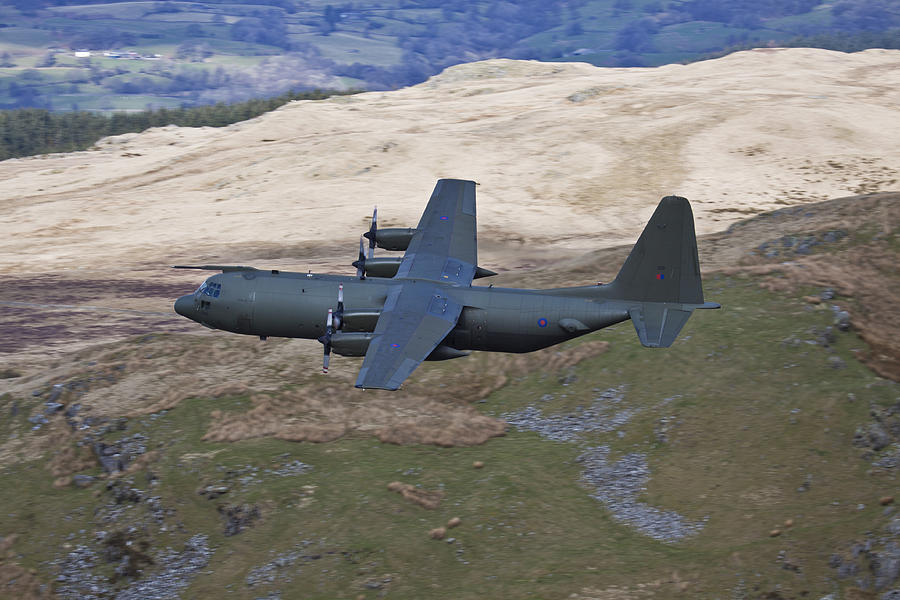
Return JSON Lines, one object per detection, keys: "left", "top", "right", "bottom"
{"left": 318, "top": 309, "right": 334, "bottom": 374}
{"left": 334, "top": 283, "right": 344, "bottom": 330}
{"left": 355, "top": 237, "right": 366, "bottom": 279}
{"left": 367, "top": 206, "right": 377, "bottom": 259}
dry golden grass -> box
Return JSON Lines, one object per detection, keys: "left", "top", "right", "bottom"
{"left": 110, "top": 450, "right": 161, "bottom": 480}
{"left": 756, "top": 242, "right": 900, "bottom": 380}
{"left": 45, "top": 441, "right": 96, "bottom": 479}
{"left": 0, "top": 330, "right": 610, "bottom": 456}
{"left": 387, "top": 482, "right": 444, "bottom": 510}
{"left": 201, "top": 340, "right": 610, "bottom": 447}
{"left": 694, "top": 192, "right": 900, "bottom": 381}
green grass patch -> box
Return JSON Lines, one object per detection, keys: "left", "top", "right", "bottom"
{"left": 294, "top": 31, "right": 403, "bottom": 67}
{"left": 0, "top": 229, "right": 896, "bottom": 596}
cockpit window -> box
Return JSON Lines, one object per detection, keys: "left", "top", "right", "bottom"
{"left": 195, "top": 282, "right": 221, "bottom": 298}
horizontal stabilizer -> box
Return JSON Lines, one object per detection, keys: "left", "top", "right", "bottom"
{"left": 628, "top": 301, "right": 719, "bottom": 348}
{"left": 629, "top": 304, "right": 691, "bottom": 348}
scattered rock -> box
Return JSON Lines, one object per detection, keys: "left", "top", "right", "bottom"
{"left": 93, "top": 433, "right": 148, "bottom": 474}
{"left": 834, "top": 309, "right": 852, "bottom": 331}
{"left": 72, "top": 475, "right": 96, "bottom": 488}
{"left": 199, "top": 484, "right": 230, "bottom": 499}
{"left": 268, "top": 459, "right": 313, "bottom": 477}
{"left": 855, "top": 423, "right": 893, "bottom": 452}
{"left": 871, "top": 543, "right": 900, "bottom": 591}
{"left": 47, "top": 383, "right": 64, "bottom": 404}
{"left": 219, "top": 504, "right": 261, "bottom": 536}
{"left": 503, "top": 386, "right": 636, "bottom": 442}
{"left": 577, "top": 445, "right": 705, "bottom": 542}
{"left": 106, "top": 480, "right": 143, "bottom": 504}
{"left": 102, "top": 530, "right": 154, "bottom": 580}
{"left": 829, "top": 527, "right": 900, "bottom": 590}
{"left": 888, "top": 519, "right": 900, "bottom": 536}
{"left": 828, "top": 356, "right": 847, "bottom": 369}
{"left": 114, "top": 534, "right": 212, "bottom": 600}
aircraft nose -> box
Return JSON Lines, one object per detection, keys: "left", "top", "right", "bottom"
{"left": 174, "top": 295, "right": 194, "bottom": 318}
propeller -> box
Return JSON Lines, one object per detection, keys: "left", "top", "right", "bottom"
{"left": 334, "top": 283, "right": 344, "bottom": 330}
{"left": 317, "top": 309, "right": 333, "bottom": 374}
{"left": 353, "top": 236, "right": 366, "bottom": 280}
{"left": 317, "top": 284, "right": 345, "bottom": 374}
{"left": 363, "top": 206, "right": 377, "bottom": 259}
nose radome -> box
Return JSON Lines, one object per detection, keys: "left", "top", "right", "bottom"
{"left": 174, "top": 295, "right": 194, "bottom": 318}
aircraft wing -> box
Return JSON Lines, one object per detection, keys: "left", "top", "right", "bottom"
{"left": 354, "top": 179, "right": 477, "bottom": 390}
{"left": 354, "top": 284, "right": 463, "bottom": 390}
{"left": 395, "top": 179, "right": 478, "bottom": 286}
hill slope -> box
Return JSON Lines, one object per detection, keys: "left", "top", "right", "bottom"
{"left": 0, "top": 49, "right": 898, "bottom": 599}
{"left": 0, "top": 48, "right": 898, "bottom": 278}
{"left": 0, "top": 192, "right": 898, "bottom": 600}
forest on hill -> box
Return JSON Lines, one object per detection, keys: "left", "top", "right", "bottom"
{"left": 0, "top": 89, "right": 353, "bottom": 159}
{"left": 0, "top": 0, "right": 898, "bottom": 113}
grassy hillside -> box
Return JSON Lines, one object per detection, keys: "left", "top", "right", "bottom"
{"left": 0, "top": 0, "right": 899, "bottom": 111}
{"left": 0, "top": 193, "right": 898, "bottom": 599}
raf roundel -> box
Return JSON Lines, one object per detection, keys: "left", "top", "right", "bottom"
{"left": 537, "top": 318, "right": 548, "bottom": 328}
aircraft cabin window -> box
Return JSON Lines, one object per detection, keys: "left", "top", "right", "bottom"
{"left": 198, "top": 282, "right": 222, "bottom": 298}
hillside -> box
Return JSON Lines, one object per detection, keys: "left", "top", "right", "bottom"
{"left": 1, "top": 0, "right": 899, "bottom": 110}
{"left": 0, "top": 50, "right": 898, "bottom": 599}
{"left": 0, "top": 48, "right": 897, "bottom": 278}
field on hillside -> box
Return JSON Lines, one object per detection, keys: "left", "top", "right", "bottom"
{"left": 1, "top": 48, "right": 898, "bottom": 599}
{"left": 0, "top": 192, "right": 898, "bottom": 599}
{"left": 1, "top": 0, "right": 898, "bottom": 110}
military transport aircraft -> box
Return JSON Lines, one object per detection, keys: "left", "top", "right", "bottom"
{"left": 174, "top": 179, "right": 719, "bottom": 390}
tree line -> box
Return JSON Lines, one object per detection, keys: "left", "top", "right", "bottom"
{"left": 0, "top": 88, "right": 354, "bottom": 161}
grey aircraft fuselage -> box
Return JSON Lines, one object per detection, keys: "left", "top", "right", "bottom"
{"left": 175, "top": 270, "right": 630, "bottom": 357}
{"left": 174, "top": 179, "right": 718, "bottom": 389}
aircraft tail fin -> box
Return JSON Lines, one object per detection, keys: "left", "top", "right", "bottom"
{"left": 607, "top": 195, "right": 719, "bottom": 348}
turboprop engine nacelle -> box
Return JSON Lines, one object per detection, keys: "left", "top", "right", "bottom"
{"left": 359, "top": 257, "right": 403, "bottom": 278}
{"left": 340, "top": 309, "right": 381, "bottom": 332}
{"left": 332, "top": 332, "right": 375, "bottom": 357}
{"left": 365, "top": 228, "right": 418, "bottom": 251}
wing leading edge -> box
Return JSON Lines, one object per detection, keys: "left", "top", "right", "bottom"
{"left": 355, "top": 179, "right": 477, "bottom": 390}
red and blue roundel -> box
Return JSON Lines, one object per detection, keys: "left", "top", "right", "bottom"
{"left": 537, "top": 318, "right": 548, "bottom": 328}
